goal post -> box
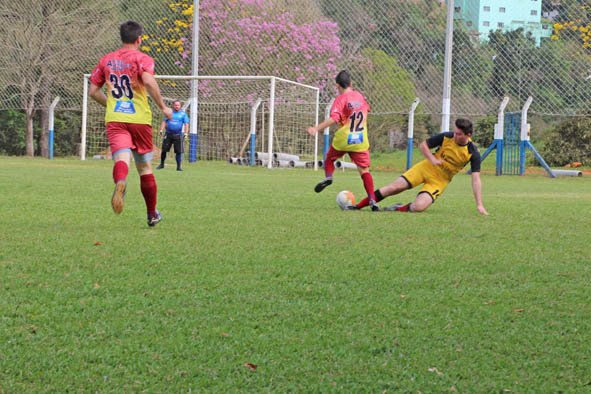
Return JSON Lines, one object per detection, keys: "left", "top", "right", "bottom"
{"left": 81, "top": 75, "right": 320, "bottom": 166}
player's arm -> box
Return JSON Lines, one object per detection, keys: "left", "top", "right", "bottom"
{"left": 471, "top": 171, "right": 488, "bottom": 216}
{"left": 159, "top": 120, "right": 167, "bottom": 134}
{"left": 141, "top": 72, "right": 172, "bottom": 119}
{"left": 183, "top": 122, "right": 189, "bottom": 138}
{"left": 89, "top": 83, "right": 107, "bottom": 108}
{"left": 419, "top": 140, "right": 443, "bottom": 166}
{"left": 307, "top": 118, "right": 336, "bottom": 137}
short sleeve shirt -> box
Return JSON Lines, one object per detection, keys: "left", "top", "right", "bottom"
{"left": 329, "top": 90, "right": 370, "bottom": 152}
{"left": 164, "top": 110, "right": 190, "bottom": 135}
{"left": 427, "top": 132, "right": 481, "bottom": 175}
{"left": 90, "top": 48, "right": 154, "bottom": 125}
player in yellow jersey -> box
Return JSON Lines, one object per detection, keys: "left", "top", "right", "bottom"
{"left": 355, "top": 119, "right": 488, "bottom": 215}
{"left": 89, "top": 21, "right": 172, "bottom": 226}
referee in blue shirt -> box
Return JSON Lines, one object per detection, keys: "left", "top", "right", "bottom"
{"left": 157, "top": 100, "right": 190, "bottom": 171}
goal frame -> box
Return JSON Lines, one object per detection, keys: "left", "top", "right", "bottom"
{"left": 81, "top": 74, "right": 320, "bottom": 169}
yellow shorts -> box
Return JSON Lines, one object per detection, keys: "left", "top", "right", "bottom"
{"left": 401, "top": 160, "right": 451, "bottom": 201}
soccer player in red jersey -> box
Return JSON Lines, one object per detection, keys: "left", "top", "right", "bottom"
{"left": 89, "top": 21, "right": 172, "bottom": 227}
{"left": 307, "top": 70, "right": 379, "bottom": 211}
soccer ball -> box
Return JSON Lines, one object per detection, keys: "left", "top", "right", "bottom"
{"left": 336, "top": 190, "right": 356, "bottom": 209}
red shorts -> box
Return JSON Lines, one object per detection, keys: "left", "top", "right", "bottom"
{"left": 106, "top": 122, "right": 153, "bottom": 155}
{"left": 326, "top": 146, "right": 371, "bottom": 167}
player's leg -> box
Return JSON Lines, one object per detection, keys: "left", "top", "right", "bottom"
{"left": 388, "top": 168, "right": 448, "bottom": 212}
{"left": 106, "top": 122, "right": 133, "bottom": 214}
{"left": 173, "top": 135, "right": 183, "bottom": 171}
{"left": 315, "top": 146, "right": 342, "bottom": 193}
{"left": 157, "top": 136, "right": 171, "bottom": 169}
{"left": 130, "top": 124, "right": 161, "bottom": 226}
{"left": 355, "top": 176, "right": 410, "bottom": 209}
{"left": 349, "top": 150, "right": 378, "bottom": 211}
{"left": 393, "top": 192, "right": 433, "bottom": 212}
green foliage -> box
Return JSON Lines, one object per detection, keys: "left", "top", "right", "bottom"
{"left": 0, "top": 110, "right": 27, "bottom": 155}
{"left": 1, "top": 159, "right": 591, "bottom": 392}
{"left": 539, "top": 117, "right": 591, "bottom": 166}
{"left": 473, "top": 115, "right": 496, "bottom": 148}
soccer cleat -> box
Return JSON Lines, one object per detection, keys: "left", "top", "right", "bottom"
{"left": 369, "top": 200, "right": 380, "bottom": 212}
{"left": 176, "top": 167, "right": 183, "bottom": 171}
{"left": 383, "top": 203, "right": 403, "bottom": 212}
{"left": 314, "top": 178, "right": 333, "bottom": 193}
{"left": 147, "top": 210, "right": 162, "bottom": 227}
{"left": 156, "top": 164, "right": 164, "bottom": 170}
{"left": 341, "top": 205, "right": 359, "bottom": 211}
{"left": 111, "top": 181, "right": 127, "bottom": 214}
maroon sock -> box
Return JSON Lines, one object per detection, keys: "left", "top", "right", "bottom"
{"left": 324, "top": 159, "right": 335, "bottom": 178}
{"left": 396, "top": 203, "right": 412, "bottom": 212}
{"left": 140, "top": 174, "right": 158, "bottom": 215}
{"left": 113, "top": 161, "right": 129, "bottom": 183}
{"left": 356, "top": 197, "right": 370, "bottom": 209}
{"left": 361, "top": 173, "right": 376, "bottom": 201}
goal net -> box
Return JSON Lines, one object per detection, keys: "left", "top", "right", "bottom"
{"left": 81, "top": 75, "right": 320, "bottom": 167}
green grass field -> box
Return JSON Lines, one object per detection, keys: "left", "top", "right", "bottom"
{"left": 1, "top": 156, "right": 590, "bottom": 392}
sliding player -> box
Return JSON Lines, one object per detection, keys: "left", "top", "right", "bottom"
{"left": 355, "top": 118, "right": 488, "bottom": 215}
{"left": 89, "top": 20, "right": 172, "bottom": 226}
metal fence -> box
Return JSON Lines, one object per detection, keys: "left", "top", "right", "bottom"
{"left": 1, "top": 0, "right": 590, "bottom": 153}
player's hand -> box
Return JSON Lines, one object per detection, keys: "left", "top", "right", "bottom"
{"left": 163, "top": 106, "right": 173, "bottom": 120}
{"left": 430, "top": 157, "right": 444, "bottom": 166}
{"left": 477, "top": 205, "right": 489, "bottom": 216}
{"left": 307, "top": 126, "right": 318, "bottom": 136}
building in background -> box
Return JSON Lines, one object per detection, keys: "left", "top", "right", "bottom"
{"left": 453, "top": 0, "right": 553, "bottom": 46}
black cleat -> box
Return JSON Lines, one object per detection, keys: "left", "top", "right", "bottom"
{"left": 156, "top": 164, "right": 164, "bottom": 170}
{"left": 369, "top": 200, "right": 380, "bottom": 212}
{"left": 314, "top": 178, "right": 333, "bottom": 193}
{"left": 176, "top": 167, "right": 183, "bottom": 171}
{"left": 147, "top": 210, "right": 162, "bottom": 227}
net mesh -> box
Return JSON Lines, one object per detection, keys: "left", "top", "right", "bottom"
{"left": 83, "top": 76, "right": 318, "bottom": 162}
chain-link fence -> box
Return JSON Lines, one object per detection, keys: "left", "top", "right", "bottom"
{"left": 1, "top": 0, "right": 590, "bottom": 156}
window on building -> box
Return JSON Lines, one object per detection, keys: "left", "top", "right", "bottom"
{"left": 531, "top": 10, "right": 538, "bottom": 16}
{"left": 483, "top": 6, "right": 490, "bottom": 12}
{"left": 483, "top": 21, "right": 490, "bottom": 27}
{"left": 455, "top": 6, "right": 461, "bottom": 12}
{"left": 499, "top": 7, "right": 506, "bottom": 13}
{"left": 498, "top": 22, "right": 504, "bottom": 28}
{"left": 542, "top": 24, "right": 549, "bottom": 29}
{"left": 467, "top": 21, "right": 473, "bottom": 27}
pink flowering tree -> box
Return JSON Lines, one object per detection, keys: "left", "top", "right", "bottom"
{"left": 144, "top": 0, "right": 341, "bottom": 99}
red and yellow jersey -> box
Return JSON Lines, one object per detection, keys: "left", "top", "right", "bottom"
{"left": 89, "top": 48, "right": 154, "bottom": 125}
{"left": 329, "top": 90, "right": 370, "bottom": 152}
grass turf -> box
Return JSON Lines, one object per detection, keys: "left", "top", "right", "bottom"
{"left": 1, "top": 156, "right": 590, "bottom": 392}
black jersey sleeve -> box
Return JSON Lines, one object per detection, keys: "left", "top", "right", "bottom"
{"left": 468, "top": 142, "right": 481, "bottom": 172}
{"left": 426, "top": 132, "right": 452, "bottom": 149}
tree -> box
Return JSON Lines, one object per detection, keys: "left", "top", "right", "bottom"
{"left": 550, "top": 2, "right": 591, "bottom": 49}
{"left": 0, "top": 1, "right": 118, "bottom": 156}
{"left": 143, "top": 0, "right": 341, "bottom": 98}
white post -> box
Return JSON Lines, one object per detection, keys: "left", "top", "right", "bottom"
{"left": 406, "top": 98, "right": 420, "bottom": 170}
{"left": 441, "top": 0, "right": 454, "bottom": 132}
{"left": 81, "top": 75, "right": 89, "bottom": 160}
{"left": 48, "top": 96, "right": 60, "bottom": 160}
{"left": 520, "top": 96, "right": 533, "bottom": 142}
{"left": 189, "top": 0, "right": 200, "bottom": 160}
{"left": 495, "top": 96, "right": 510, "bottom": 140}
{"left": 313, "top": 89, "right": 320, "bottom": 171}
{"left": 249, "top": 98, "right": 262, "bottom": 165}
{"left": 267, "top": 77, "right": 276, "bottom": 169}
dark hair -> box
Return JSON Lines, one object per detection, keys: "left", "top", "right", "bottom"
{"left": 120, "top": 21, "right": 144, "bottom": 44}
{"left": 335, "top": 70, "right": 352, "bottom": 89}
{"left": 455, "top": 118, "right": 473, "bottom": 135}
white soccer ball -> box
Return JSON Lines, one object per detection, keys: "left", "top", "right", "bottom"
{"left": 336, "top": 190, "right": 356, "bottom": 209}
